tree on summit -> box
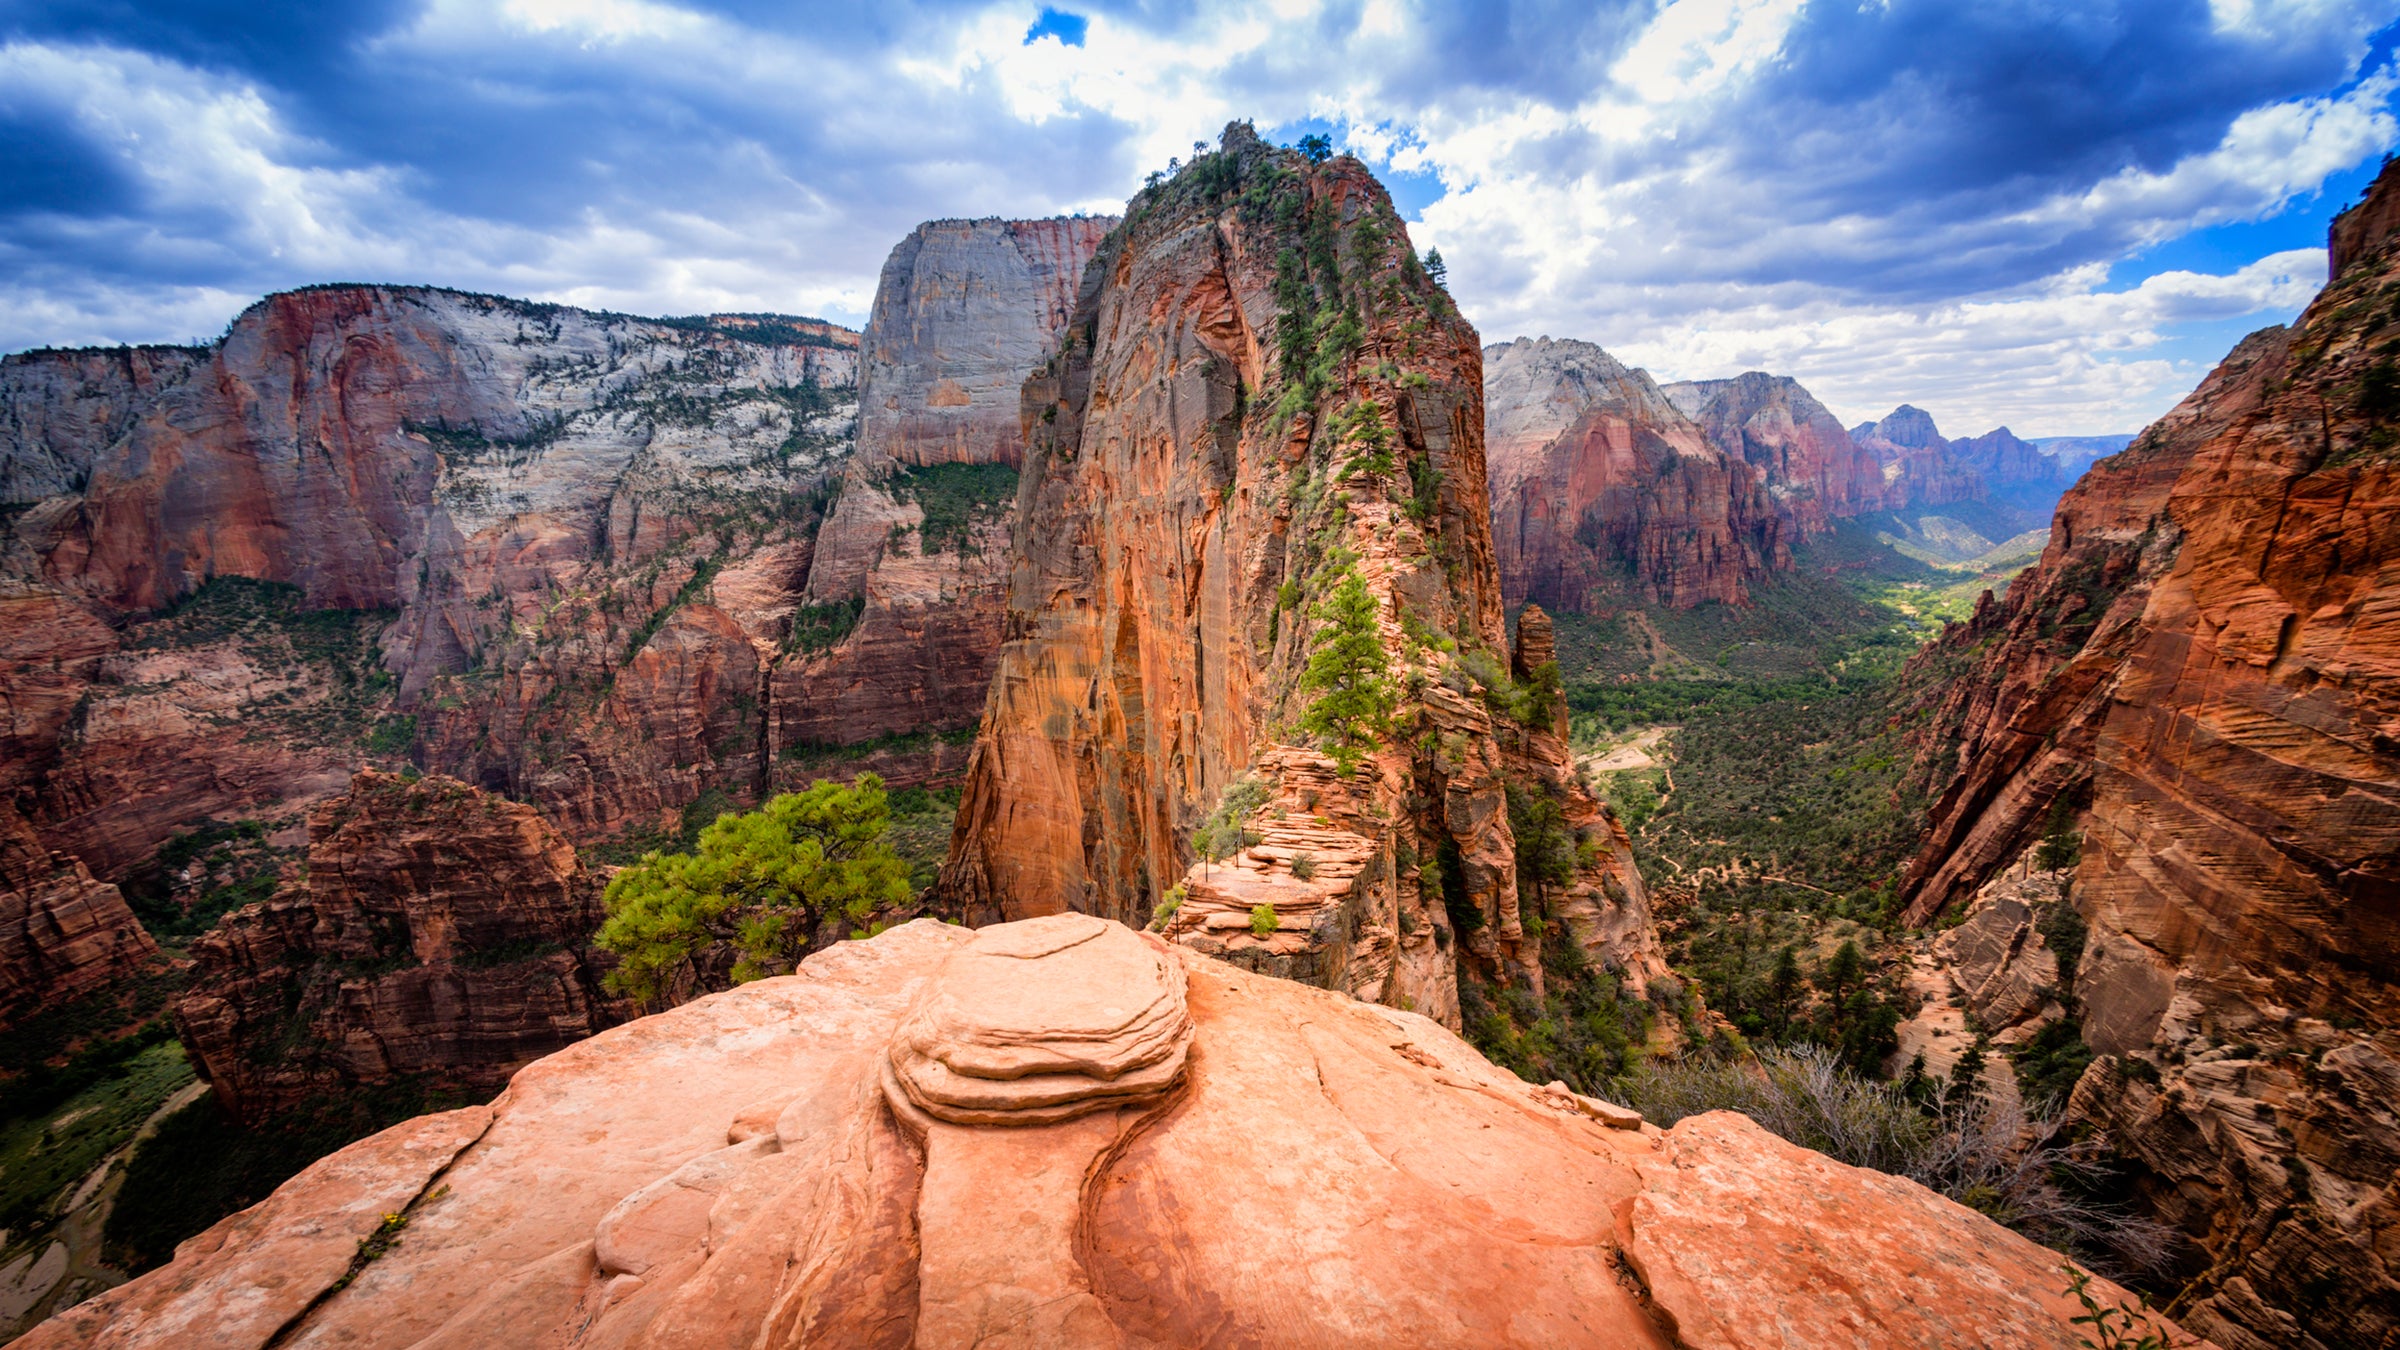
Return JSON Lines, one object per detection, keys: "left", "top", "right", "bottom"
{"left": 1297, "top": 133, "right": 1333, "bottom": 164}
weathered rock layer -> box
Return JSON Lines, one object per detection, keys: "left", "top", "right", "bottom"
{"left": 24, "top": 916, "right": 2207, "bottom": 1350}
{"left": 938, "top": 127, "right": 1664, "bottom": 1026}
{"left": 1897, "top": 160, "right": 2400, "bottom": 1349}
{"left": 174, "top": 771, "right": 622, "bottom": 1121}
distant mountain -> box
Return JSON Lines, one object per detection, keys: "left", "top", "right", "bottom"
{"left": 2029, "top": 433, "right": 2134, "bottom": 478}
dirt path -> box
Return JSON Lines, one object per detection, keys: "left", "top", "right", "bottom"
{"left": 1579, "top": 725, "right": 1674, "bottom": 774}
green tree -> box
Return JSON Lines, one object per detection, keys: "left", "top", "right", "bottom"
{"left": 1423, "top": 248, "right": 1448, "bottom": 287}
{"left": 595, "top": 776, "right": 913, "bottom": 1006}
{"left": 2035, "top": 792, "right": 2083, "bottom": 875}
{"left": 1297, "top": 133, "right": 1333, "bottom": 163}
{"left": 1297, "top": 567, "right": 1394, "bottom": 775}
{"left": 1765, "top": 944, "right": 1803, "bottom": 1038}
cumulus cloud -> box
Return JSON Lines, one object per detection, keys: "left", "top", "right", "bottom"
{"left": 0, "top": 0, "right": 2395, "bottom": 433}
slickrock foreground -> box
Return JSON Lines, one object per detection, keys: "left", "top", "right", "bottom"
{"left": 23, "top": 917, "right": 2203, "bottom": 1349}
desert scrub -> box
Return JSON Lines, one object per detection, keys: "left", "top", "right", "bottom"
{"left": 1192, "top": 777, "right": 1270, "bottom": 869}
{"left": 1149, "top": 885, "right": 1187, "bottom": 931}
{"left": 1250, "top": 903, "right": 1279, "bottom": 937}
{"left": 1288, "top": 852, "right": 1318, "bottom": 881}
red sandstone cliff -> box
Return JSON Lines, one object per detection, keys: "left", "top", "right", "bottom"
{"left": 1894, "top": 160, "right": 2400, "bottom": 1350}
{"left": 1662, "top": 370, "right": 1891, "bottom": 537}
{"left": 775, "top": 217, "right": 1112, "bottom": 756}
{"left": 1485, "top": 338, "right": 1785, "bottom": 612}
{"left": 936, "top": 126, "right": 1665, "bottom": 1027}
{"left": 20, "top": 916, "right": 2211, "bottom": 1350}
{"left": 174, "top": 771, "right": 622, "bottom": 1122}
{"left": 0, "top": 802, "right": 156, "bottom": 1029}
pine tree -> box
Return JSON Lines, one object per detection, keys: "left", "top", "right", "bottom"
{"left": 1297, "top": 567, "right": 1393, "bottom": 775}
{"left": 1423, "top": 248, "right": 1447, "bottom": 287}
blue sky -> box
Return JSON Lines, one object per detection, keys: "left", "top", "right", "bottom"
{"left": 2, "top": 1, "right": 2396, "bottom": 436}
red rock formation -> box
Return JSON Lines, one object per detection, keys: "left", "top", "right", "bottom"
{"left": 1485, "top": 338, "right": 1784, "bottom": 611}
{"left": 0, "top": 803, "right": 156, "bottom": 1029}
{"left": 22, "top": 916, "right": 2211, "bottom": 1350}
{"left": 1951, "top": 425, "right": 2060, "bottom": 500}
{"left": 1895, "top": 159, "right": 2400, "bottom": 1349}
{"left": 173, "top": 771, "right": 622, "bottom": 1122}
{"left": 1662, "top": 370, "right": 1890, "bottom": 536}
{"left": 1853, "top": 404, "right": 1987, "bottom": 509}
{"left": 775, "top": 217, "right": 1112, "bottom": 758}
{"left": 937, "top": 127, "right": 1664, "bottom": 1027}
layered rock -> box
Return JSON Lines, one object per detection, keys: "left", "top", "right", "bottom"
{"left": 1662, "top": 370, "right": 1889, "bottom": 537}
{"left": 2, "top": 287, "right": 862, "bottom": 866}
{"left": 776, "top": 217, "right": 1112, "bottom": 757}
{"left": 1485, "top": 338, "right": 1784, "bottom": 611}
{"left": 1895, "top": 159, "right": 2400, "bottom": 1349}
{"left": 1852, "top": 404, "right": 1981, "bottom": 509}
{"left": 937, "top": 127, "right": 1664, "bottom": 1025}
{"left": 25, "top": 916, "right": 2208, "bottom": 1350}
{"left": 0, "top": 803, "right": 156, "bottom": 1029}
{"left": 1951, "top": 425, "right": 2060, "bottom": 501}
{"left": 173, "top": 771, "right": 621, "bottom": 1122}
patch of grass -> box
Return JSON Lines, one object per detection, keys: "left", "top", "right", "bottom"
{"left": 0, "top": 1040, "right": 194, "bottom": 1237}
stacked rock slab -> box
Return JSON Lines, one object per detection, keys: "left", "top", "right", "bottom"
{"left": 173, "top": 771, "right": 623, "bottom": 1121}
{"left": 938, "top": 125, "right": 1666, "bottom": 1026}
{"left": 22, "top": 916, "right": 2210, "bottom": 1349}
{"left": 1894, "top": 157, "right": 2400, "bottom": 1349}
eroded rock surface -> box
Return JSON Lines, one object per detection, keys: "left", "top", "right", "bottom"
{"left": 1896, "top": 158, "right": 2400, "bottom": 1348}
{"left": 1485, "top": 337, "right": 1784, "bottom": 611}
{"left": 937, "top": 128, "right": 1665, "bottom": 1023}
{"left": 1662, "top": 370, "right": 1889, "bottom": 539}
{"left": 21, "top": 916, "right": 2206, "bottom": 1350}
{"left": 173, "top": 771, "right": 621, "bottom": 1121}
{"left": 0, "top": 803, "right": 155, "bottom": 1028}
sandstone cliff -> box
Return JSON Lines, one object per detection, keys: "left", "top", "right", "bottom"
{"left": 938, "top": 127, "right": 1664, "bottom": 1027}
{"left": 24, "top": 915, "right": 2209, "bottom": 1350}
{"left": 1894, "top": 160, "right": 2400, "bottom": 1349}
{"left": 173, "top": 771, "right": 621, "bottom": 1122}
{"left": 776, "top": 217, "right": 1112, "bottom": 755}
{"left": 0, "top": 802, "right": 156, "bottom": 1029}
{"left": 1662, "top": 370, "right": 1890, "bottom": 537}
{"left": 1486, "top": 338, "right": 1785, "bottom": 611}
{"left": 1853, "top": 403, "right": 1988, "bottom": 509}
{"left": 1, "top": 288, "right": 862, "bottom": 869}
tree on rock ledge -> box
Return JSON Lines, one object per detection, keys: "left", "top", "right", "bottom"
{"left": 596, "top": 776, "right": 912, "bottom": 1006}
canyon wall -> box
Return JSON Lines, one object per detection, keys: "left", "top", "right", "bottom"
{"left": 1662, "top": 370, "right": 1890, "bottom": 537}
{"left": 174, "top": 771, "right": 622, "bottom": 1122}
{"left": 1852, "top": 404, "right": 1988, "bottom": 510}
{"left": 1895, "top": 162, "right": 2400, "bottom": 1350}
{"left": 0, "top": 802, "right": 156, "bottom": 1027}
{"left": 777, "top": 217, "right": 1112, "bottom": 753}
{"left": 23, "top": 916, "right": 2209, "bottom": 1350}
{"left": 1, "top": 289, "right": 861, "bottom": 872}
{"left": 1485, "top": 338, "right": 1784, "bottom": 612}
{"left": 937, "top": 126, "right": 1664, "bottom": 1029}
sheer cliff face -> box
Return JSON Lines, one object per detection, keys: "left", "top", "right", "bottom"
{"left": 0, "top": 802, "right": 155, "bottom": 1029}
{"left": 1662, "top": 371, "right": 1889, "bottom": 537}
{"left": 779, "top": 217, "right": 1113, "bottom": 752}
{"left": 175, "top": 771, "right": 621, "bottom": 1123}
{"left": 0, "top": 288, "right": 860, "bottom": 866}
{"left": 1853, "top": 403, "right": 1987, "bottom": 508}
{"left": 939, "top": 128, "right": 1664, "bottom": 1025}
{"left": 1485, "top": 338, "right": 1783, "bottom": 612}
{"left": 1897, "top": 165, "right": 2400, "bottom": 1350}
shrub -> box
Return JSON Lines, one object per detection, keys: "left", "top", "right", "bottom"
{"left": 1149, "top": 884, "right": 1187, "bottom": 932}
{"left": 1288, "top": 852, "right": 1318, "bottom": 881}
{"left": 1250, "top": 903, "right": 1279, "bottom": 936}
{"left": 1192, "top": 777, "right": 1270, "bottom": 870}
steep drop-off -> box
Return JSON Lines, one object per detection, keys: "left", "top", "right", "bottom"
{"left": 938, "top": 127, "right": 1664, "bottom": 1028}
{"left": 175, "top": 771, "right": 621, "bottom": 1123}
{"left": 1662, "top": 370, "right": 1890, "bottom": 538}
{"left": 1485, "top": 338, "right": 1784, "bottom": 612}
{"left": 777, "top": 217, "right": 1112, "bottom": 758}
{"left": 23, "top": 916, "right": 2209, "bottom": 1350}
{"left": 0, "top": 802, "right": 156, "bottom": 1028}
{"left": 1897, "top": 163, "right": 2400, "bottom": 1350}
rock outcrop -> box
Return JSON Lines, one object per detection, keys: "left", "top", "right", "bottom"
{"left": 1485, "top": 338, "right": 1784, "bottom": 611}
{"left": 173, "top": 771, "right": 621, "bottom": 1122}
{"left": 1852, "top": 403, "right": 1989, "bottom": 509}
{"left": 0, "top": 803, "right": 156, "bottom": 1029}
{"left": 776, "top": 217, "right": 1112, "bottom": 755}
{"left": 1662, "top": 370, "right": 1889, "bottom": 537}
{"left": 1894, "top": 158, "right": 2400, "bottom": 1349}
{"left": 24, "top": 915, "right": 2209, "bottom": 1350}
{"left": 1951, "top": 425, "right": 2061, "bottom": 501}
{"left": 937, "top": 127, "right": 1665, "bottom": 1027}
